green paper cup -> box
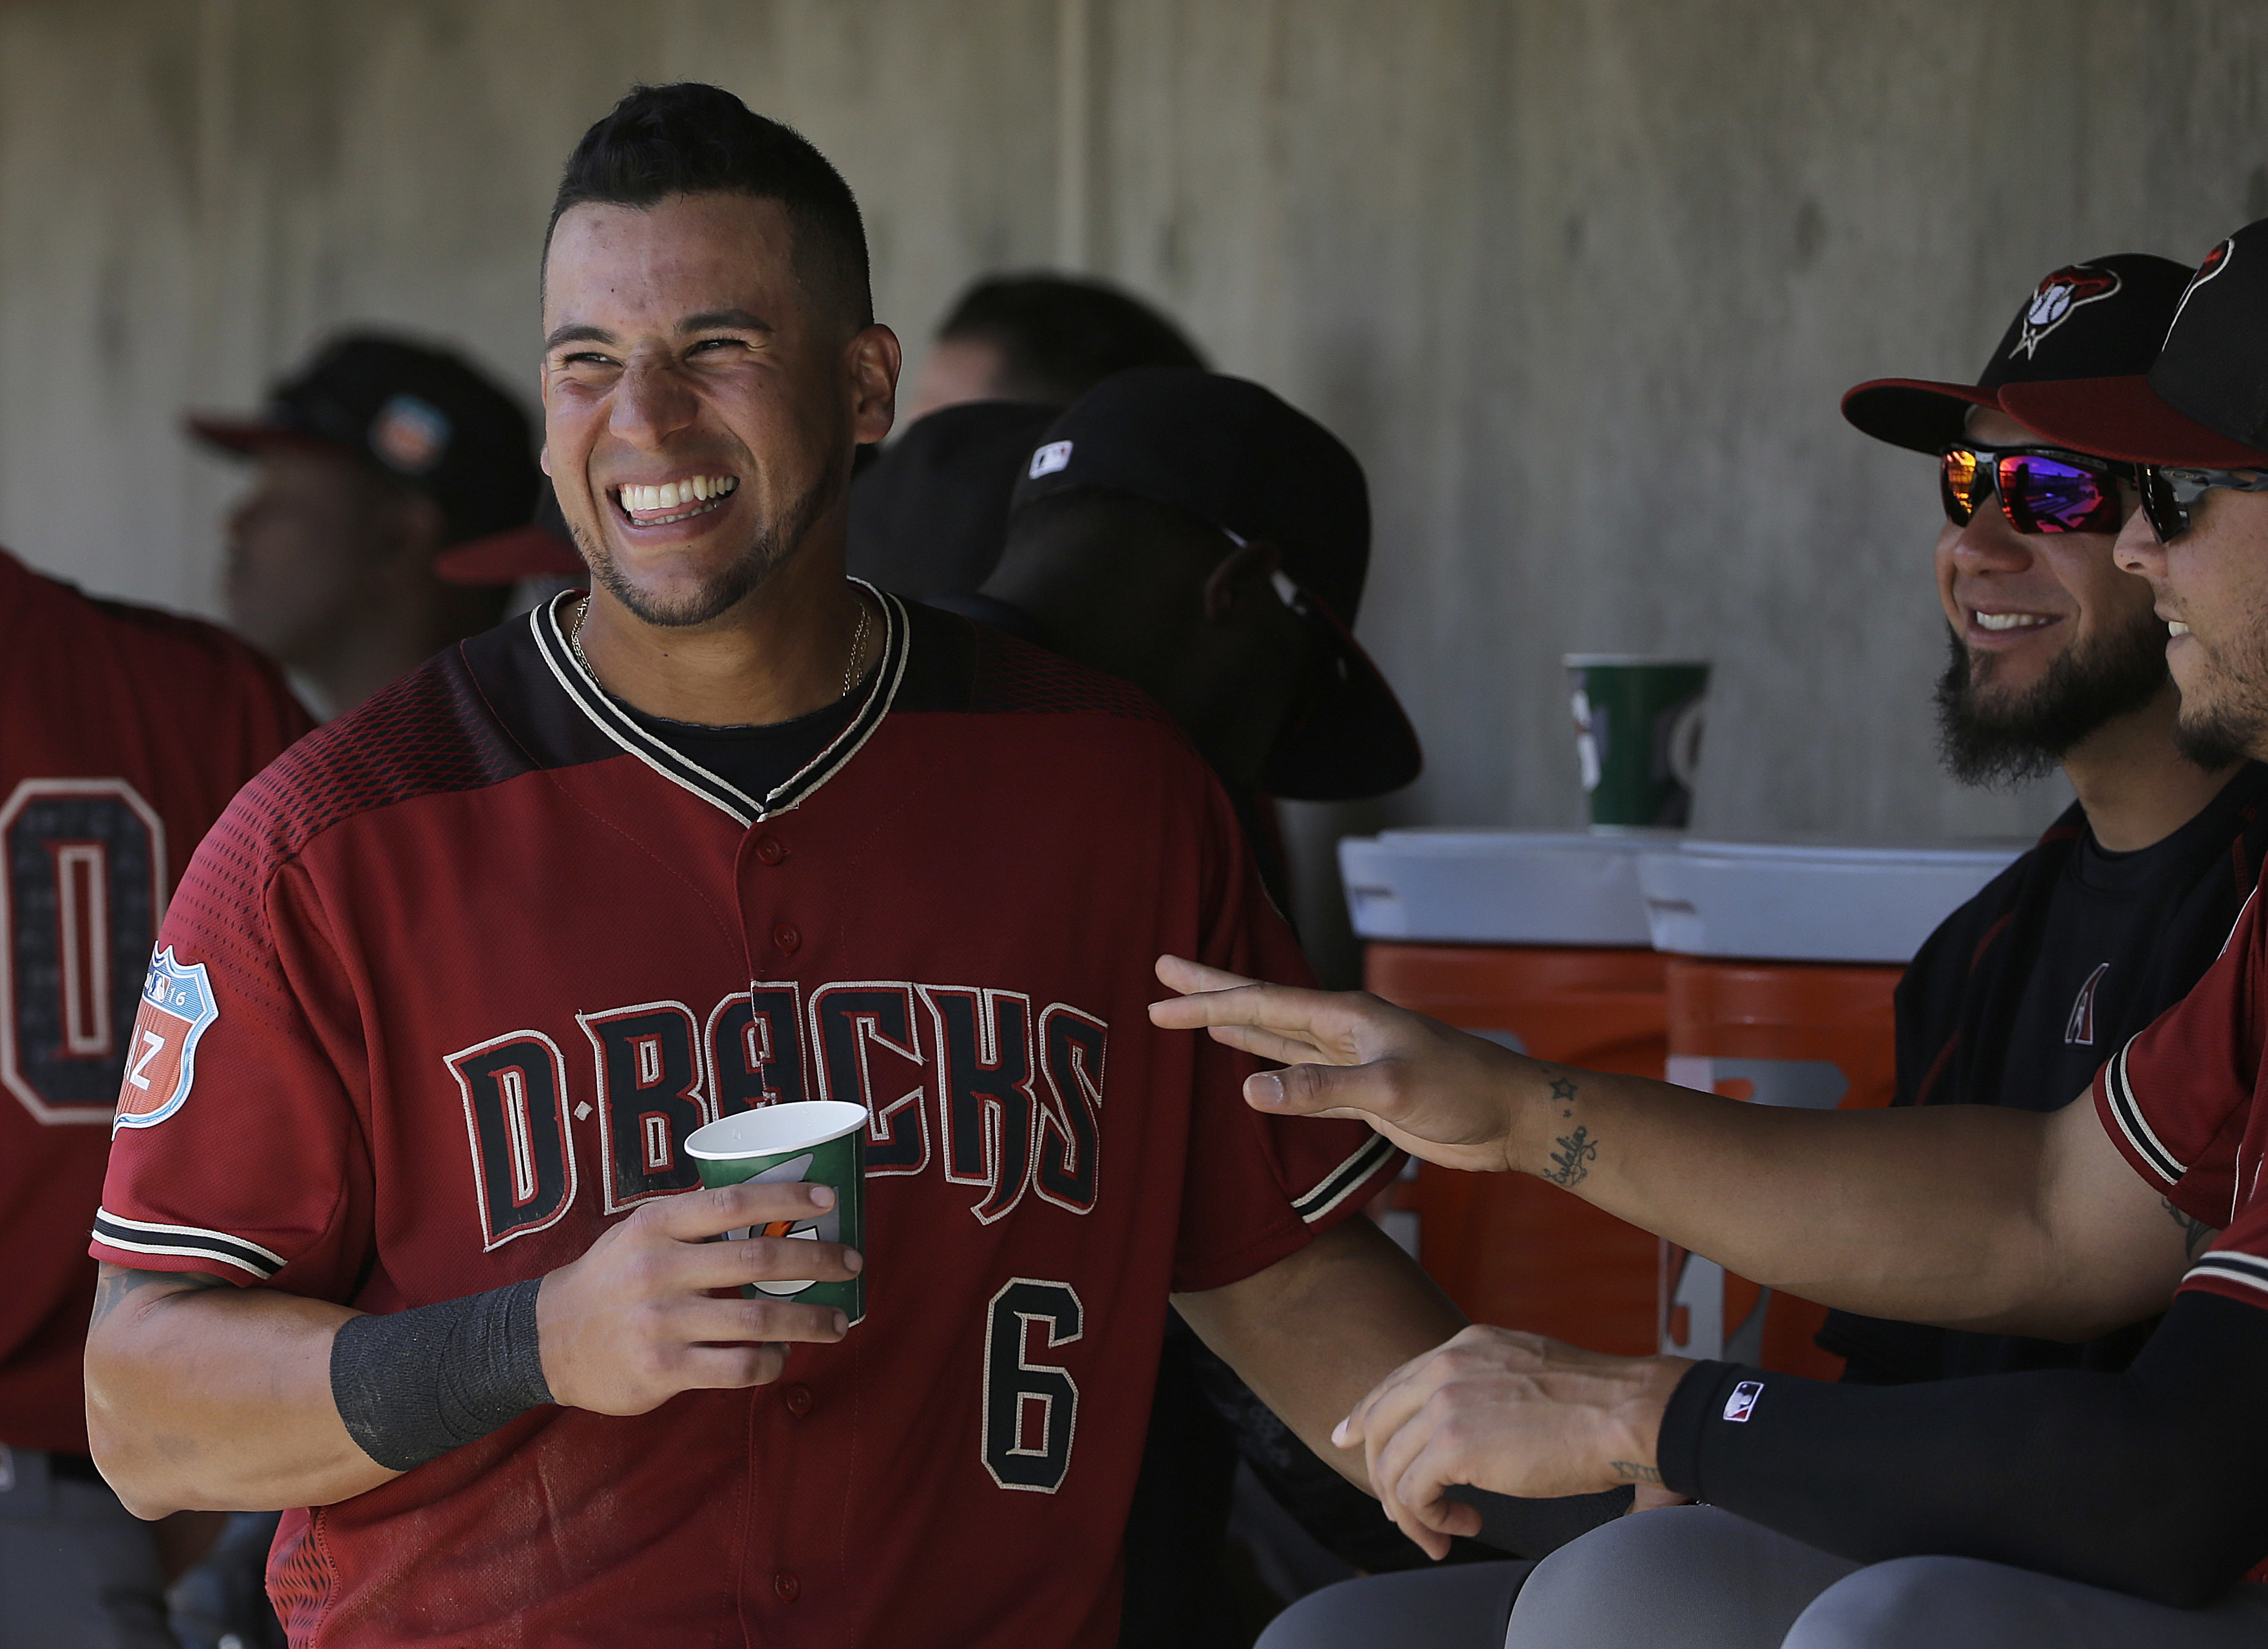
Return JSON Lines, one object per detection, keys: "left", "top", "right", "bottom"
{"left": 1566, "top": 655, "right": 1711, "bottom": 830}
{"left": 686, "top": 1100, "right": 867, "bottom": 1325}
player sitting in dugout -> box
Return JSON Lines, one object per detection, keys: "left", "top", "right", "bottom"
{"left": 1237, "top": 249, "right": 2268, "bottom": 1649}
{"left": 71, "top": 81, "right": 1604, "bottom": 1649}
{"left": 1153, "top": 222, "right": 2268, "bottom": 1649}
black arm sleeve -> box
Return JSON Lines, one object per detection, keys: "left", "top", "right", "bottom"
{"left": 1656, "top": 1290, "right": 2268, "bottom": 1607}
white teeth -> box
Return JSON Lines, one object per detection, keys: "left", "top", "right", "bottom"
{"left": 614, "top": 475, "right": 740, "bottom": 520}
{"left": 1974, "top": 612, "right": 2050, "bottom": 631}
{"left": 2170, "top": 621, "right": 2193, "bottom": 636}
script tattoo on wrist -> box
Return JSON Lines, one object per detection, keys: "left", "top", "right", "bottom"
{"left": 1543, "top": 1124, "right": 1598, "bottom": 1187}
{"left": 1609, "top": 1460, "right": 1663, "bottom": 1485}
{"left": 2161, "top": 1197, "right": 2220, "bottom": 1259}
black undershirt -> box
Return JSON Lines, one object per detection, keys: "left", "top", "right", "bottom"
{"left": 1824, "top": 764, "right": 2268, "bottom": 1384}
{"left": 620, "top": 684, "right": 864, "bottom": 805}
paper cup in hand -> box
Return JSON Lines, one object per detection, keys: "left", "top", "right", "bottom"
{"left": 687, "top": 1100, "right": 867, "bottom": 1324}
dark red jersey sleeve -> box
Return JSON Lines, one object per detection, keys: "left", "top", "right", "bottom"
{"left": 2093, "top": 888, "right": 2268, "bottom": 1309}
{"left": 1168, "top": 789, "right": 1402, "bottom": 1295}
{"left": 91, "top": 795, "right": 373, "bottom": 1299}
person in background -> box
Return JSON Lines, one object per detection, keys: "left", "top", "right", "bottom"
{"left": 844, "top": 399, "right": 1058, "bottom": 606}
{"left": 908, "top": 272, "right": 1206, "bottom": 420}
{"left": 190, "top": 333, "right": 542, "bottom": 716}
{"left": 0, "top": 547, "right": 310, "bottom": 1647}
{"left": 849, "top": 274, "right": 1204, "bottom": 597}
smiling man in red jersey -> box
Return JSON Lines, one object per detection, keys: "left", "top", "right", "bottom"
{"left": 77, "top": 84, "right": 1466, "bottom": 1649}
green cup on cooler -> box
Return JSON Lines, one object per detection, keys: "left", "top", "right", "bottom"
{"left": 686, "top": 1100, "right": 867, "bottom": 1325}
{"left": 1566, "top": 654, "right": 1711, "bottom": 830}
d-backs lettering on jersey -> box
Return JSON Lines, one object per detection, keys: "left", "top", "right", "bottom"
{"left": 444, "top": 978, "right": 1107, "bottom": 1248}
{"left": 93, "top": 589, "right": 1398, "bottom": 1649}
{"left": 0, "top": 547, "right": 310, "bottom": 1454}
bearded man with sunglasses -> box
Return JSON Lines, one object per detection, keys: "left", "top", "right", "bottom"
{"left": 1157, "top": 231, "right": 2268, "bottom": 1649}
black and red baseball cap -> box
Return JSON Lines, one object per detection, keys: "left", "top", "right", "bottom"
{"left": 189, "top": 332, "right": 543, "bottom": 546}
{"left": 1010, "top": 367, "right": 1421, "bottom": 801}
{"left": 435, "top": 488, "right": 585, "bottom": 586}
{"left": 2000, "top": 222, "right": 2268, "bottom": 468}
{"left": 1841, "top": 253, "right": 2195, "bottom": 453}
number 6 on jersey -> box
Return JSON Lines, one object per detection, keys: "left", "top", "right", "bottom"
{"left": 982, "top": 1278, "right": 1083, "bottom": 1492}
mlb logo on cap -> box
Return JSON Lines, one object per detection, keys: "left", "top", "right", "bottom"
{"left": 370, "top": 394, "right": 452, "bottom": 475}
{"left": 1028, "top": 439, "right": 1073, "bottom": 479}
{"left": 1723, "top": 1379, "right": 1765, "bottom": 1423}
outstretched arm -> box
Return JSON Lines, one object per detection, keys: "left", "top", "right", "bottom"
{"left": 1149, "top": 957, "right": 2194, "bottom": 1337}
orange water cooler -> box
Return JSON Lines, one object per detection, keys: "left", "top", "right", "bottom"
{"left": 1343, "top": 830, "right": 1674, "bottom": 1355}
{"left": 1636, "top": 840, "right": 2023, "bottom": 1377}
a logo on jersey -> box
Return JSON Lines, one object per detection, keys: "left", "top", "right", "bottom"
{"left": 723, "top": 1151, "right": 842, "bottom": 1294}
{"left": 2169, "top": 240, "right": 2234, "bottom": 339}
{"left": 2064, "top": 961, "right": 2110, "bottom": 1047}
{"left": 113, "top": 948, "right": 216, "bottom": 1130}
{"left": 2009, "top": 264, "right": 2121, "bottom": 360}
{"left": 453, "top": 980, "right": 1108, "bottom": 1251}
{"left": 1028, "top": 440, "right": 1073, "bottom": 479}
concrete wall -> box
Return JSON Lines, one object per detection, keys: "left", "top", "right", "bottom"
{"left": 6, "top": 1, "right": 2267, "bottom": 868}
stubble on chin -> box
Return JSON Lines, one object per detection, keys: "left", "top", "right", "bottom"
{"left": 568, "top": 466, "right": 840, "bottom": 631}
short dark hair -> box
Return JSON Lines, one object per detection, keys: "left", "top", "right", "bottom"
{"left": 547, "top": 83, "right": 872, "bottom": 330}
{"left": 938, "top": 275, "right": 1204, "bottom": 405}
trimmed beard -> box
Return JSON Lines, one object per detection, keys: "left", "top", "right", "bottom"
{"left": 1933, "top": 614, "right": 2171, "bottom": 787}
{"left": 570, "top": 457, "right": 843, "bottom": 630}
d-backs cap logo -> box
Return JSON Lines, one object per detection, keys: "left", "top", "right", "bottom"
{"left": 370, "top": 393, "right": 451, "bottom": 475}
{"left": 2010, "top": 263, "right": 2122, "bottom": 360}
{"left": 114, "top": 947, "right": 218, "bottom": 1132}
{"left": 723, "top": 1151, "right": 840, "bottom": 1296}
{"left": 2169, "top": 239, "right": 2235, "bottom": 338}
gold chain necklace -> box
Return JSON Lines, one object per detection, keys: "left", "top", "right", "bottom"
{"left": 570, "top": 589, "right": 873, "bottom": 700}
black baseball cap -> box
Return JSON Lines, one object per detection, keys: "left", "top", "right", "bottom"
{"left": 1841, "top": 253, "right": 2195, "bottom": 453}
{"left": 1010, "top": 367, "right": 1421, "bottom": 801}
{"left": 2001, "top": 222, "right": 2268, "bottom": 468}
{"left": 189, "top": 332, "right": 542, "bottom": 545}
{"left": 847, "top": 401, "right": 1061, "bottom": 598}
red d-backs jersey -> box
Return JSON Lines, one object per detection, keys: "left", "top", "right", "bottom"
{"left": 1, "top": 546, "right": 310, "bottom": 1453}
{"left": 93, "top": 590, "right": 1399, "bottom": 1649}
{"left": 2095, "top": 879, "right": 2268, "bottom": 1311}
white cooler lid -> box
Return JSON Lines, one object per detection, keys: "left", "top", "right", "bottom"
{"left": 1637, "top": 837, "right": 2028, "bottom": 964}
{"left": 1339, "top": 828, "right": 1673, "bottom": 947}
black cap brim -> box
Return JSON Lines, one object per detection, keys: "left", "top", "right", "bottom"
{"left": 1839, "top": 379, "right": 2007, "bottom": 453}
{"left": 1999, "top": 374, "right": 2268, "bottom": 468}
{"left": 1263, "top": 598, "right": 1422, "bottom": 801}
{"left": 184, "top": 414, "right": 354, "bottom": 461}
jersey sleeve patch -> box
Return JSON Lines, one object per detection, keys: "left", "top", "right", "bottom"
{"left": 112, "top": 947, "right": 218, "bottom": 1131}
{"left": 90, "top": 1207, "right": 284, "bottom": 1280}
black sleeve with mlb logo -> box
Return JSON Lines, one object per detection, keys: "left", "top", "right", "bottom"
{"left": 1656, "top": 1290, "right": 2268, "bottom": 1606}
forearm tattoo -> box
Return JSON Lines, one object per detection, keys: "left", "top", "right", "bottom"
{"left": 90, "top": 1266, "right": 223, "bottom": 1328}
{"left": 2162, "top": 1197, "right": 2220, "bottom": 1259}
{"left": 1538, "top": 1072, "right": 1598, "bottom": 1187}
{"left": 1609, "top": 1460, "right": 1663, "bottom": 1485}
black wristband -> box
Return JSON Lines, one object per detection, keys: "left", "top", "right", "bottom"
{"left": 1655, "top": 1358, "right": 1742, "bottom": 1500}
{"left": 329, "top": 1279, "right": 554, "bottom": 1473}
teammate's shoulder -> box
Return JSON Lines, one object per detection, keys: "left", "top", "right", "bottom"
{"left": 1, "top": 546, "right": 303, "bottom": 710}
{"left": 226, "top": 643, "right": 531, "bottom": 861}
{"left": 893, "top": 598, "right": 1180, "bottom": 732}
